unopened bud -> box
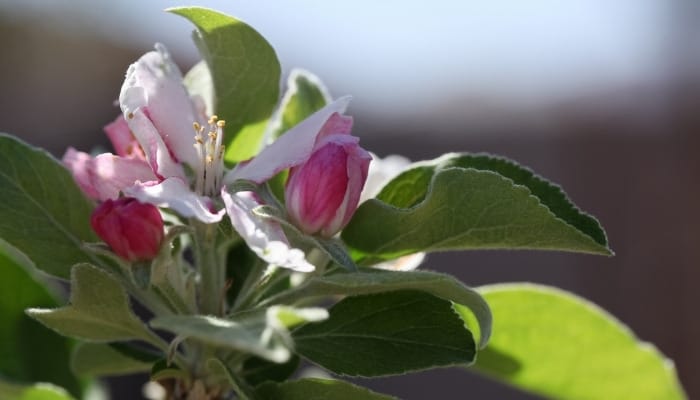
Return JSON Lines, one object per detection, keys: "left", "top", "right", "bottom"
{"left": 285, "top": 133, "right": 371, "bottom": 238}
{"left": 90, "top": 197, "right": 164, "bottom": 262}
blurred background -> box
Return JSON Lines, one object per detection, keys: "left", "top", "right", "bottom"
{"left": 1, "top": 0, "right": 698, "bottom": 398}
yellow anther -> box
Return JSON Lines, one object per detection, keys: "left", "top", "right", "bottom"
{"left": 208, "top": 115, "right": 218, "bottom": 124}
{"left": 193, "top": 122, "right": 201, "bottom": 131}
{"left": 206, "top": 155, "right": 213, "bottom": 164}
{"left": 217, "top": 120, "right": 226, "bottom": 128}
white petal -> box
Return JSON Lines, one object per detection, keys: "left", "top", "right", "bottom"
{"left": 372, "top": 253, "right": 426, "bottom": 271}
{"left": 124, "top": 177, "right": 225, "bottom": 223}
{"left": 123, "top": 107, "right": 186, "bottom": 180}
{"left": 222, "top": 189, "right": 315, "bottom": 272}
{"left": 119, "top": 44, "right": 201, "bottom": 169}
{"left": 225, "top": 96, "right": 351, "bottom": 184}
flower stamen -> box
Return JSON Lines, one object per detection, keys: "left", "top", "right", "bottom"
{"left": 193, "top": 116, "right": 226, "bottom": 197}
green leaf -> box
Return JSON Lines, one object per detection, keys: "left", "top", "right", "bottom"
{"left": 168, "top": 7, "right": 281, "bottom": 162}
{"left": 292, "top": 290, "right": 476, "bottom": 377}
{"left": 269, "top": 69, "right": 330, "bottom": 140}
{"left": 342, "top": 153, "right": 612, "bottom": 258}
{"left": 0, "top": 247, "right": 81, "bottom": 397}
{"left": 256, "top": 378, "right": 397, "bottom": 400}
{"left": 27, "top": 264, "right": 152, "bottom": 342}
{"left": 150, "top": 306, "right": 327, "bottom": 363}
{"left": 227, "top": 120, "right": 270, "bottom": 163}
{"left": 262, "top": 270, "right": 491, "bottom": 348}
{"left": 0, "top": 381, "right": 76, "bottom": 400}
{"left": 0, "top": 134, "right": 98, "bottom": 279}
{"left": 70, "top": 342, "right": 154, "bottom": 377}
{"left": 474, "top": 284, "right": 687, "bottom": 400}
{"left": 242, "top": 355, "right": 300, "bottom": 387}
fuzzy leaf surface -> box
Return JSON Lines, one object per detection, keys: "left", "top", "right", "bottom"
{"left": 27, "top": 264, "right": 150, "bottom": 342}
{"left": 70, "top": 342, "right": 155, "bottom": 377}
{"left": 264, "top": 270, "right": 491, "bottom": 348}
{"left": 342, "top": 153, "right": 611, "bottom": 258}
{"left": 151, "top": 306, "right": 326, "bottom": 364}
{"left": 0, "top": 135, "right": 98, "bottom": 279}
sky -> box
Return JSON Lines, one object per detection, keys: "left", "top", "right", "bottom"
{"left": 2, "top": 0, "right": 675, "bottom": 116}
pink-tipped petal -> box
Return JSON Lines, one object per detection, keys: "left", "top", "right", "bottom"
{"left": 122, "top": 106, "right": 185, "bottom": 180}
{"left": 63, "top": 148, "right": 157, "bottom": 201}
{"left": 103, "top": 115, "right": 145, "bottom": 160}
{"left": 63, "top": 148, "right": 100, "bottom": 199}
{"left": 226, "top": 96, "right": 352, "bottom": 184}
{"left": 221, "top": 189, "right": 314, "bottom": 272}
{"left": 124, "top": 177, "right": 225, "bottom": 224}
{"left": 119, "top": 44, "right": 201, "bottom": 169}
{"left": 316, "top": 113, "right": 353, "bottom": 141}
{"left": 320, "top": 140, "right": 371, "bottom": 237}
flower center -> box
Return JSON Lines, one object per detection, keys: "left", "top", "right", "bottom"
{"left": 193, "top": 115, "right": 226, "bottom": 197}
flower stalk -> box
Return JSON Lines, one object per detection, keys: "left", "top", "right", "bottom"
{"left": 192, "top": 220, "right": 227, "bottom": 316}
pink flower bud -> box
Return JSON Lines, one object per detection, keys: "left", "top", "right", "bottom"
{"left": 285, "top": 126, "right": 371, "bottom": 238}
{"left": 90, "top": 197, "right": 164, "bottom": 262}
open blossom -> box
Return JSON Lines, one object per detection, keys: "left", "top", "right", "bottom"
{"left": 285, "top": 114, "right": 371, "bottom": 237}
{"left": 91, "top": 197, "right": 164, "bottom": 262}
{"left": 63, "top": 44, "right": 357, "bottom": 272}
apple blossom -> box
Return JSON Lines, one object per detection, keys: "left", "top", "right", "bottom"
{"left": 62, "top": 44, "right": 357, "bottom": 272}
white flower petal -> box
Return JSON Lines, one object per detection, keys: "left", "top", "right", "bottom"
{"left": 225, "top": 96, "right": 351, "bottom": 184}
{"left": 372, "top": 252, "right": 426, "bottom": 271}
{"left": 124, "top": 177, "right": 225, "bottom": 223}
{"left": 123, "top": 107, "right": 186, "bottom": 180}
{"left": 222, "top": 189, "right": 315, "bottom": 272}
{"left": 119, "top": 43, "right": 202, "bottom": 169}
